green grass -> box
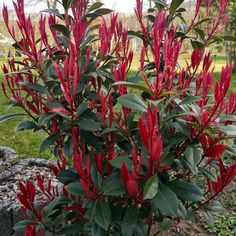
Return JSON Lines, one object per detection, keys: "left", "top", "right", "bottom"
{"left": 0, "top": 96, "right": 49, "bottom": 157}
{"left": 0, "top": 60, "right": 50, "bottom": 157}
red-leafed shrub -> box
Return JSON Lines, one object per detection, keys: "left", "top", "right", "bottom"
{"left": 1, "top": 0, "right": 236, "bottom": 235}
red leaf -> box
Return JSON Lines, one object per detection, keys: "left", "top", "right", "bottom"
{"left": 17, "top": 193, "right": 32, "bottom": 211}
{"left": 225, "top": 161, "right": 236, "bottom": 186}
{"left": 19, "top": 182, "right": 27, "bottom": 196}
{"left": 26, "top": 181, "right": 36, "bottom": 203}
{"left": 207, "top": 144, "right": 225, "bottom": 158}
{"left": 49, "top": 107, "right": 69, "bottom": 116}
{"left": 121, "top": 162, "right": 129, "bottom": 184}
{"left": 126, "top": 177, "right": 139, "bottom": 197}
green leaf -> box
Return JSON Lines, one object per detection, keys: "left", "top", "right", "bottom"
{"left": 14, "top": 220, "right": 36, "bottom": 233}
{"left": 77, "top": 118, "right": 102, "bottom": 131}
{"left": 127, "top": 30, "right": 144, "bottom": 40}
{"left": 44, "top": 196, "right": 62, "bottom": 216}
{"left": 19, "top": 82, "right": 48, "bottom": 94}
{"left": 183, "top": 146, "right": 201, "bottom": 174}
{"left": 91, "top": 165, "right": 103, "bottom": 191}
{"left": 117, "top": 94, "right": 147, "bottom": 112}
{"left": 121, "top": 207, "right": 138, "bottom": 236}
{"left": 60, "top": 222, "right": 84, "bottom": 234}
{"left": 80, "top": 131, "right": 103, "bottom": 152}
{"left": 220, "top": 114, "right": 236, "bottom": 122}
{"left": 57, "top": 169, "right": 78, "bottom": 185}
{"left": 194, "top": 28, "right": 205, "bottom": 41}
{"left": 191, "top": 39, "right": 204, "bottom": 49}
{"left": 39, "top": 133, "right": 62, "bottom": 153}
{"left": 51, "top": 24, "right": 70, "bottom": 37}
{"left": 56, "top": 35, "right": 69, "bottom": 48}
{"left": 177, "top": 202, "right": 187, "bottom": 220}
{"left": 17, "top": 121, "right": 38, "bottom": 131}
{"left": 168, "top": 180, "right": 203, "bottom": 202}
{"left": 41, "top": 8, "right": 64, "bottom": 20}
{"left": 81, "top": 35, "right": 97, "bottom": 47}
{"left": 94, "top": 8, "right": 113, "bottom": 16}
{"left": 66, "top": 181, "right": 83, "bottom": 196}
{"left": 199, "top": 167, "right": 217, "bottom": 181}
{"left": 153, "top": 184, "right": 178, "bottom": 217}
{"left": 110, "top": 156, "right": 133, "bottom": 171}
{"left": 205, "top": 200, "right": 224, "bottom": 213}
{"left": 204, "top": 211, "right": 215, "bottom": 227}
{"left": 62, "top": 0, "right": 74, "bottom": 10}
{"left": 220, "top": 125, "right": 236, "bottom": 137}
{"left": 170, "top": 0, "right": 184, "bottom": 12}
{"left": 94, "top": 200, "right": 112, "bottom": 231}
{"left": 0, "top": 114, "right": 25, "bottom": 123}
{"left": 144, "top": 174, "right": 159, "bottom": 200}
{"left": 47, "top": 102, "right": 65, "bottom": 110}
{"left": 194, "top": 18, "right": 212, "bottom": 28}
{"left": 89, "top": 2, "right": 104, "bottom": 12}
{"left": 102, "top": 175, "right": 126, "bottom": 196}
{"left": 179, "top": 96, "right": 202, "bottom": 106}
{"left": 38, "top": 113, "right": 55, "bottom": 126}
{"left": 91, "top": 222, "right": 107, "bottom": 236}
{"left": 76, "top": 103, "right": 88, "bottom": 117}
{"left": 113, "top": 81, "right": 150, "bottom": 93}
{"left": 63, "top": 137, "right": 73, "bottom": 158}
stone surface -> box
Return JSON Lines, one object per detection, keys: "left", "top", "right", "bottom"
{"left": 0, "top": 146, "right": 17, "bottom": 167}
{"left": 0, "top": 147, "right": 58, "bottom": 236}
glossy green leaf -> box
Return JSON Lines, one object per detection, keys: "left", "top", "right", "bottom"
{"left": 94, "top": 200, "right": 112, "bottom": 231}
{"left": 89, "top": 2, "right": 104, "bottom": 12}
{"left": 204, "top": 211, "right": 215, "bottom": 227}
{"left": 179, "top": 96, "right": 202, "bottom": 106}
{"left": 44, "top": 196, "right": 63, "bottom": 216}
{"left": 121, "top": 206, "right": 138, "bottom": 236}
{"left": 117, "top": 94, "right": 147, "bottom": 112}
{"left": 14, "top": 220, "right": 36, "bottom": 233}
{"left": 19, "top": 82, "right": 48, "bottom": 94}
{"left": 220, "top": 114, "right": 236, "bottom": 122}
{"left": 153, "top": 184, "right": 178, "bottom": 217}
{"left": 102, "top": 175, "right": 126, "bottom": 196}
{"left": 39, "top": 133, "right": 62, "bottom": 153}
{"left": 170, "top": 0, "right": 184, "bottom": 12}
{"left": 205, "top": 200, "right": 224, "bottom": 213}
{"left": 60, "top": 222, "right": 84, "bottom": 234}
{"left": 199, "top": 167, "right": 217, "bottom": 181}
{"left": 17, "top": 121, "right": 38, "bottom": 131}
{"left": 77, "top": 118, "right": 102, "bottom": 131}
{"left": 0, "top": 114, "right": 25, "bottom": 123}
{"left": 66, "top": 181, "right": 83, "bottom": 196}
{"left": 220, "top": 125, "right": 236, "bottom": 137}
{"left": 110, "top": 156, "right": 133, "bottom": 171}
{"left": 57, "top": 169, "right": 78, "bottom": 185}
{"left": 144, "top": 174, "right": 159, "bottom": 200}
{"left": 51, "top": 24, "right": 70, "bottom": 37}
{"left": 168, "top": 180, "right": 203, "bottom": 202}
{"left": 113, "top": 81, "right": 150, "bottom": 93}
{"left": 183, "top": 146, "right": 201, "bottom": 174}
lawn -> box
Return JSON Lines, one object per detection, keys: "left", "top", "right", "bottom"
{"left": 0, "top": 59, "right": 50, "bottom": 158}
{"left": 0, "top": 55, "right": 235, "bottom": 157}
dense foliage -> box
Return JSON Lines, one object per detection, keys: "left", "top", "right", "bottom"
{"left": 0, "top": 0, "right": 236, "bottom": 235}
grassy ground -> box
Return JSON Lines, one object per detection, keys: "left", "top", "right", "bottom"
{"left": 0, "top": 55, "right": 235, "bottom": 157}
{"left": 0, "top": 58, "right": 50, "bottom": 158}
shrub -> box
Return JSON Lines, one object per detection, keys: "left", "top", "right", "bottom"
{"left": 1, "top": 0, "right": 236, "bottom": 235}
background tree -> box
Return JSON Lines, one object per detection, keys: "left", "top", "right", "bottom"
{"left": 26, "top": 0, "right": 57, "bottom": 8}
{"left": 225, "top": 0, "right": 236, "bottom": 69}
